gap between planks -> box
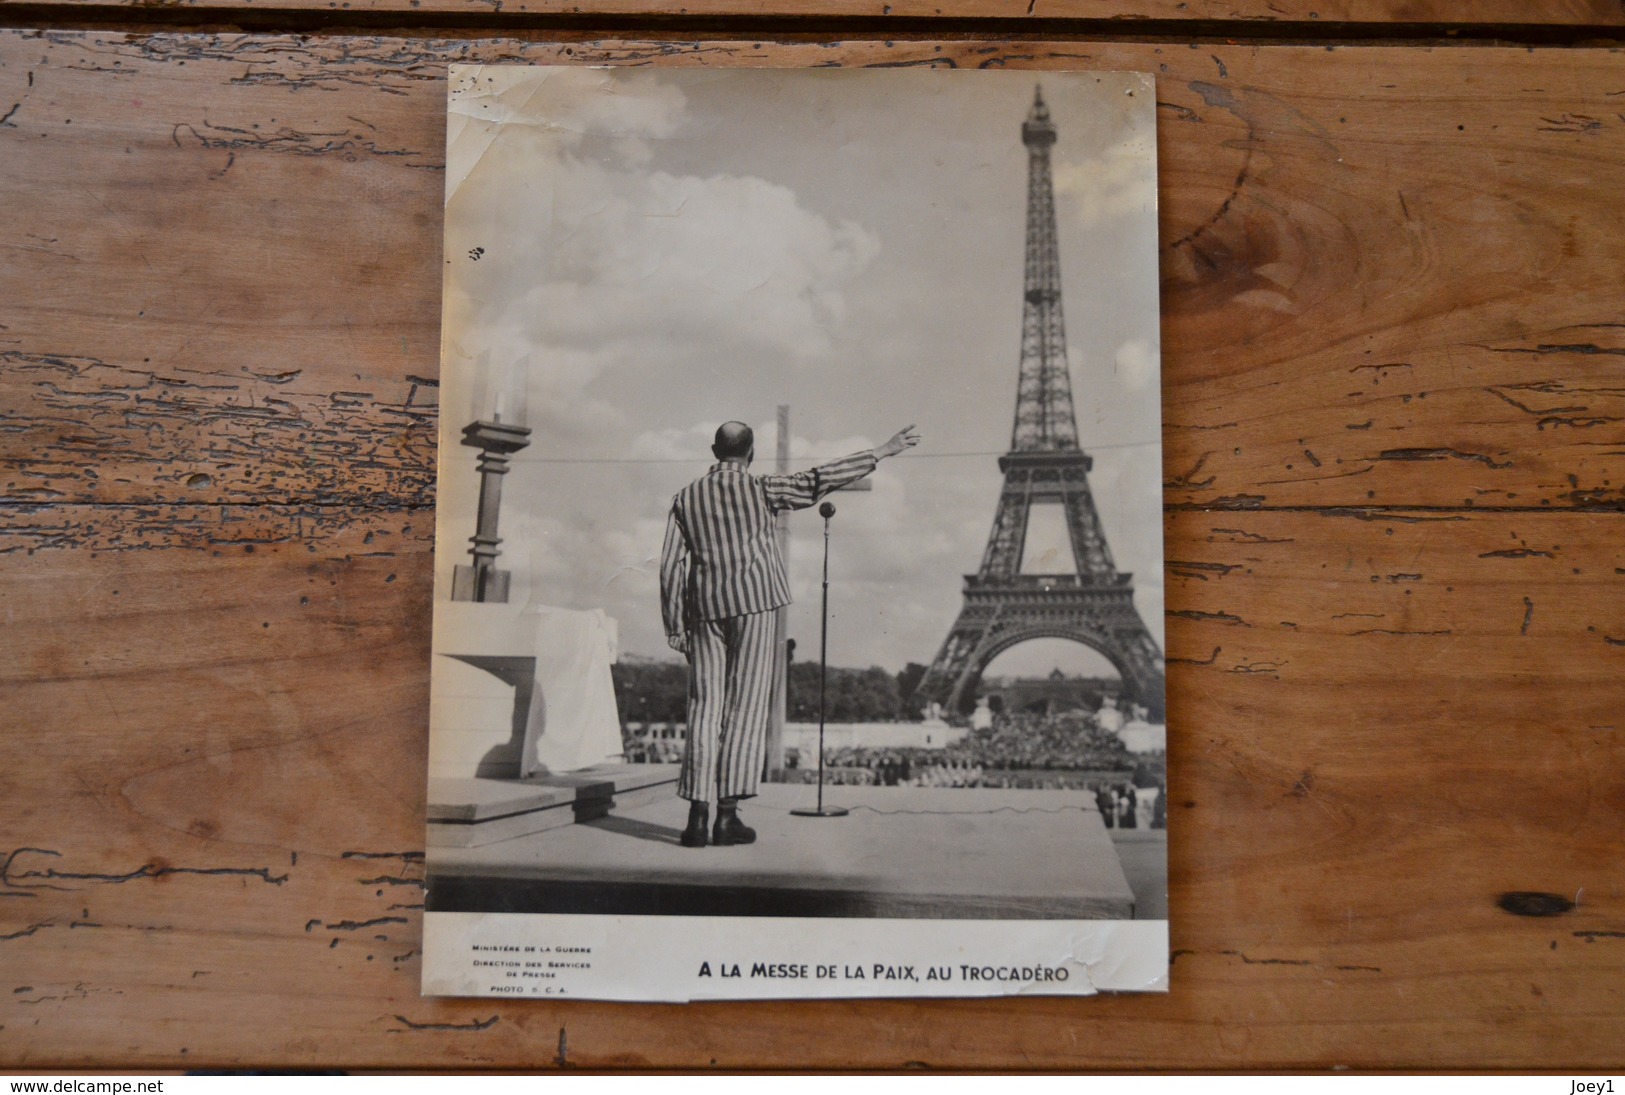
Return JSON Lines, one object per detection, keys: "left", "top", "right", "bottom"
{"left": 3, "top": 10, "right": 1625, "bottom": 45}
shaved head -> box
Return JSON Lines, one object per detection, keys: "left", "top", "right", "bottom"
{"left": 712, "top": 421, "right": 754, "bottom": 462}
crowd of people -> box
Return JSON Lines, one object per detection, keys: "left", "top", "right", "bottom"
{"left": 948, "top": 709, "right": 1137, "bottom": 771}
{"left": 784, "top": 752, "right": 988, "bottom": 789}
{"left": 1094, "top": 781, "right": 1165, "bottom": 830}
{"left": 620, "top": 722, "right": 684, "bottom": 764}
{"left": 622, "top": 710, "right": 1166, "bottom": 829}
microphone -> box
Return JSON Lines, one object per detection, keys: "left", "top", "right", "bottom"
{"left": 794, "top": 494, "right": 849, "bottom": 819}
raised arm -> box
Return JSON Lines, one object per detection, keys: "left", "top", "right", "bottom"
{"left": 761, "top": 424, "right": 921, "bottom": 513}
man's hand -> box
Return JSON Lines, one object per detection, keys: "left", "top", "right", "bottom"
{"left": 667, "top": 633, "right": 690, "bottom": 657}
{"left": 875, "top": 424, "right": 921, "bottom": 460}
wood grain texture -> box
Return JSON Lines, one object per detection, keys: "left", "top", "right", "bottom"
{"left": 5, "top": 505, "right": 1624, "bottom": 1069}
{"left": 6, "top": 35, "right": 1625, "bottom": 510}
{"left": 3, "top": 29, "right": 1625, "bottom": 1070}
{"left": 3, "top": 0, "right": 1624, "bottom": 28}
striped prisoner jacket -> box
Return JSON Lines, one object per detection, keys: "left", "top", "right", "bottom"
{"left": 660, "top": 450, "right": 877, "bottom": 637}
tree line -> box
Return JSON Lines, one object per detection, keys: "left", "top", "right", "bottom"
{"left": 613, "top": 657, "right": 930, "bottom": 724}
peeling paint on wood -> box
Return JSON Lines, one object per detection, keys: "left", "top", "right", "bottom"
{"left": 3, "top": 24, "right": 1625, "bottom": 1075}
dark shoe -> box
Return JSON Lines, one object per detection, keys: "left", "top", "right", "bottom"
{"left": 712, "top": 810, "right": 757, "bottom": 846}
{"left": 680, "top": 803, "right": 709, "bottom": 848}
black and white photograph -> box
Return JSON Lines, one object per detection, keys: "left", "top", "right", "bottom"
{"left": 422, "top": 64, "right": 1168, "bottom": 1001}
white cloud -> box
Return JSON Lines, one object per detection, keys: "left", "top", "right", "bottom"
{"left": 1113, "top": 337, "right": 1158, "bottom": 393}
{"left": 443, "top": 69, "right": 880, "bottom": 455}
{"left": 447, "top": 66, "right": 688, "bottom": 190}
{"left": 1051, "top": 130, "right": 1156, "bottom": 228}
{"left": 627, "top": 423, "right": 718, "bottom": 463}
{"left": 521, "top": 168, "right": 878, "bottom": 358}
{"left": 435, "top": 69, "right": 1166, "bottom": 672}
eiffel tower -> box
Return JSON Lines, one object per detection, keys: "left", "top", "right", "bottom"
{"left": 916, "top": 87, "right": 1165, "bottom": 720}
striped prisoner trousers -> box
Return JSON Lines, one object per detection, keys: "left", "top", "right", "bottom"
{"left": 678, "top": 610, "right": 777, "bottom": 804}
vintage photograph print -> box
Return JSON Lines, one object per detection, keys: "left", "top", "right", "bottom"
{"left": 423, "top": 65, "right": 1168, "bottom": 1001}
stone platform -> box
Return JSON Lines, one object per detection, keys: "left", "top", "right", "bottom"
{"left": 427, "top": 782, "right": 1135, "bottom": 920}
{"left": 427, "top": 763, "right": 681, "bottom": 848}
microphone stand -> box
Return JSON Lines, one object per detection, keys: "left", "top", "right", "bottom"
{"left": 792, "top": 502, "right": 848, "bottom": 818}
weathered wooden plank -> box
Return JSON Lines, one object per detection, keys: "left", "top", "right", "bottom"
{"left": 3, "top": 506, "right": 1623, "bottom": 1068}
{"left": 4, "top": 33, "right": 1625, "bottom": 511}
{"left": 0, "top": 352, "right": 441, "bottom": 508}
{"left": 5, "top": 24, "right": 1625, "bottom": 1072}
{"left": 2, "top": 0, "right": 1622, "bottom": 28}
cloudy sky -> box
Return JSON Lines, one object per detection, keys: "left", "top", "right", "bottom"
{"left": 437, "top": 66, "right": 1163, "bottom": 678}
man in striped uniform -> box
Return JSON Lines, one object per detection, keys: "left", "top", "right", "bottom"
{"left": 660, "top": 420, "right": 921, "bottom": 848}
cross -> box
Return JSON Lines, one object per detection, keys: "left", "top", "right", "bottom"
{"left": 764, "top": 404, "right": 872, "bottom": 779}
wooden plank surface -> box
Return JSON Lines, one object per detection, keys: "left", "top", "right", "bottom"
{"left": 6, "top": 36, "right": 1625, "bottom": 511}
{"left": 3, "top": 29, "right": 1625, "bottom": 1070}
{"left": 3, "top": 1, "right": 1625, "bottom": 28}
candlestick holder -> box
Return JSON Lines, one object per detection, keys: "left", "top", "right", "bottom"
{"left": 451, "top": 418, "right": 532, "bottom": 603}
